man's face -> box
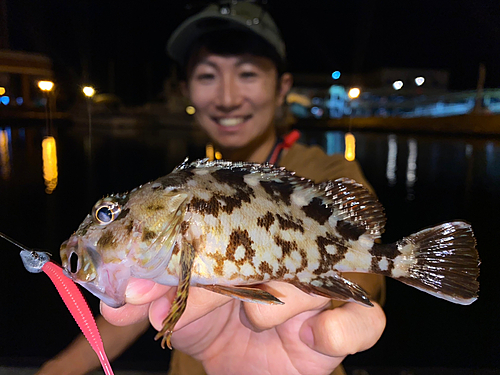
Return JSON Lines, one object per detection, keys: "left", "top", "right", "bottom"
{"left": 184, "top": 49, "right": 290, "bottom": 150}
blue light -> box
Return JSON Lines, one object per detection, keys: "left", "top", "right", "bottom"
{"left": 311, "top": 106, "right": 320, "bottom": 115}
{"left": 0, "top": 96, "right": 10, "bottom": 105}
{"left": 332, "top": 71, "right": 341, "bottom": 80}
{"left": 16, "top": 97, "right": 23, "bottom": 105}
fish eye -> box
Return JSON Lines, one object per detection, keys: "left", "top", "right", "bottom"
{"left": 69, "top": 252, "right": 79, "bottom": 273}
{"left": 93, "top": 200, "right": 121, "bottom": 225}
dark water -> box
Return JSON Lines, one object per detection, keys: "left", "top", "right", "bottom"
{"left": 0, "top": 120, "right": 498, "bottom": 371}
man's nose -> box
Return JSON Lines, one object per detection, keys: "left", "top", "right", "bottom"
{"left": 216, "top": 76, "right": 242, "bottom": 111}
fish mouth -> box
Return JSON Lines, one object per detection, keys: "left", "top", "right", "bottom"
{"left": 75, "top": 276, "right": 125, "bottom": 308}
{"left": 61, "top": 239, "right": 129, "bottom": 308}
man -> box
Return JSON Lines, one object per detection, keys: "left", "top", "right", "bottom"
{"left": 38, "top": 3, "right": 385, "bottom": 375}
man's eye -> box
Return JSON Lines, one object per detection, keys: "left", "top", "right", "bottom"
{"left": 240, "top": 71, "right": 257, "bottom": 78}
{"left": 196, "top": 73, "right": 215, "bottom": 80}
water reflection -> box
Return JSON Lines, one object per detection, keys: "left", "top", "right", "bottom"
{"left": 324, "top": 131, "right": 342, "bottom": 155}
{"left": 0, "top": 128, "right": 12, "bottom": 180}
{"left": 205, "top": 143, "right": 223, "bottom": 161}
{"left": 2, "top": 122, "right": 499, "bottom": 369}
{"left": 406, "top": 138, "right": 418, "bottom": 200}
{"left": 344, "top": 132, "right": 355, "bottom": 161}
{"left": 485, "top": 141, "right": 500, "bottom": 181}
{"left": 42, "top": 136, "right": 58, "bottom": 194}
{"left": 386, "top": 134, "right": 397, "bottom": 187}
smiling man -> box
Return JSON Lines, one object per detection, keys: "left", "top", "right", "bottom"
{"left": 37, "top": 3, "right": 385, "bottom": 375}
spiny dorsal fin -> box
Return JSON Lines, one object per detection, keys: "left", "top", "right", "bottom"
{"left": 175, "top": 160, "right": 386, "bottom": 238}
{"left": 321, "top": 178, "right": 386, "bottom": 239}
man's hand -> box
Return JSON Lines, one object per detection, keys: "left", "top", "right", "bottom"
{"left": 101, "top": 278, "right": 386, "bottom": 375}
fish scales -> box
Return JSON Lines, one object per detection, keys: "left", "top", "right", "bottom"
{"left": 61, "top": 159, "right": 480, "bottom": 349}
{"left": 164, "top": 161, "right": 380, "bottom": 284}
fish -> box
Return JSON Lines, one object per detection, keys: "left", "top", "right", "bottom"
{"left": 60, "top": 159, "right": 480, "bottom": 349}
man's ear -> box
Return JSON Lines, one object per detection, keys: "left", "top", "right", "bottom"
{"left": 277, "top": 73, "right": 293, "bottom": 107}
{"left": 180, "top": 81, "right": 189, "bottom": 98}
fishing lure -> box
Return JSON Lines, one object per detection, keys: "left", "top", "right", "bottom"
{"left": 1, "top": 232, "right": 114, "bottom": 375}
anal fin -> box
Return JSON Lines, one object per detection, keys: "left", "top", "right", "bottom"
{"left": 198, "top": 284, "right": 284, "bottom": 305}
{"left": 291, "top": 274, "right": 373, "bottom": 307}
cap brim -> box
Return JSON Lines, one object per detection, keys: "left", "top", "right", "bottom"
{"left": 167, "top": 7, "right": 285, "bottom": 65}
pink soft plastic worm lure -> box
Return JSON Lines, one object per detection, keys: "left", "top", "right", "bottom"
{"left": 0, "top": 232, "right": 114, "bottom": 375}
{"left": 41, "top": 261, "right": 114, "bottom": 375}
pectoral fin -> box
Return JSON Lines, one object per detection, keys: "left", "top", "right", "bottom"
{"left": 291, "top": 274, "right": 373, "bottom": 306}
{"left": 198, "top": 284, "right": 284, "bottom": 305}
{"left": 154, "top": 241, "right": 195, "bottom": 349}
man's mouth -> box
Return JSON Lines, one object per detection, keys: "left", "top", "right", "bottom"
{"left": 215, "top": 116, "right": 251, "bottom": 127}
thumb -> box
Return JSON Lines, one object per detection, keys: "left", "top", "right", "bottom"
{"left": 299, "top": 302, "right": 386, "bottom": 357}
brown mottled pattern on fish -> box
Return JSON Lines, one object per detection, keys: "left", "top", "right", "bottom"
{"left": 60, "top": 159, "right": 480, "bottom": 348}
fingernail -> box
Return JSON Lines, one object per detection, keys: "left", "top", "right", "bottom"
{"left": 125, "top": 278, "right": 155, "bottom": 303}
{"left": 299, "top": 322, "right": 315, "bottom": 348}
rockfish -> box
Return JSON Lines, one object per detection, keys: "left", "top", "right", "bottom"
{"left": 60, "top": 159, "right": 480, "bottom": 348}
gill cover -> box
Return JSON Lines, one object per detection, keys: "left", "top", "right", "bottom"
{"left": 130, "top": 189, "right": 189, "bottom": 279}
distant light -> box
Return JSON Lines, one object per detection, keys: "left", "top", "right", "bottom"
{"left": 311, "top": 106, "right": 321, "bottom": 116}
{"left": 393, "top": 80, "right": 403, "bottom": 90}
{"left": 0, "top": 96, "right": 10, "bottom": 105}
{"left": 16, "top": 97, "right": 23, "bottom": 105}
{"left": 348, "top": 88, "right": 360, "bottom": 99}
{"left": 415, "top": 76, "right": 425, "bottom": 86}
{"left": 215, "top": 151, "right": 222, "bottom": 160}
{"left": 344, "top": 132, "right": 356, "bottom": 161}
{"left": 83, "top": 86, "right": 95, "bottom": 97}
{"left": 312, "top": 97, "right": 322, "bottom": 105}
{"left": 0, "top": 87, "right": 5, "bottom": 95}
{"left": 186, "top": 105, "right": 196, "bottom": 115}
{"left": 38, "top": 81, "right": 54, "bottom": 92}
{"left": 286, "top": 92, "right": 311, "bottom": 107}
{"left": 332, "top": 71, "right": 341, "bottom": 80}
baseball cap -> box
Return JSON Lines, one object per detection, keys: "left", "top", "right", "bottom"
{"left": 167, "top": 2, "right": 286, "bottom": 65}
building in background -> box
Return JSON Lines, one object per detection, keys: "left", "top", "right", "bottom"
{"left": 0, "top": 49, "right": 54, "bottom": 111}
{"left": 287, "top": 67, "right": 500, "bottom": 119}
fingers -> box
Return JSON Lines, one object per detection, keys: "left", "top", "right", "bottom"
{"left": 299, "top": 302, "right": 386, "bottom": 357}
{"left": 241, "top": 281, "right": 331, "bottom": 332}
{"left": 101, "top": 279, "right": 234, "bottom": 332}
{"left": 100, "top": 300, "right": 150, "bottom": 326}
{"left": 100, "top": 278, "right": 171, "bottom": 326}
{"left": 148, "top": 286, "right": 233, "bottom": 332}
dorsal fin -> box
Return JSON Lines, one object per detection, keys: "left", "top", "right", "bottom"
{"left": 321, "top": 178, "right": 386, "bottom": 239}
{"left": 174, "top": 159, "right": 386, "bottom": 239}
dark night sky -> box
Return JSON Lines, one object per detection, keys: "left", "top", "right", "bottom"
{"left": 6, "top": 0, "right": 500, "bottom": 104}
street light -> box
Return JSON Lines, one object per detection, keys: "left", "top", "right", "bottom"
{"left": 415, "top": 76, "right": 425, "bottom": 86}
{"left": 38, "top": 81, "right": 54, "bottom": 92}
{"left": 348, "top": 87, "right": 360, "bottom": 99}
{"left": 392, "top": 80, "right": 403, "bottom": 90}
{"left": 83, "top": 86, "right": 96, "bottom": 98}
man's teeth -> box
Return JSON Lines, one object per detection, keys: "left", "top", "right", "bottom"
{"left": 218, "top": 117, "right": 245, "bottom": 127}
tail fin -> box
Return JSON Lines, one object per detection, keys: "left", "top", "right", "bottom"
{"left": 392, "top": 221, "right": 479, "bottom": 305}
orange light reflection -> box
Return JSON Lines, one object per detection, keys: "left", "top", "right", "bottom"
{"left": 42, "top": 136, "right": 58, "bottom": 194}
{"left": 0, "top": 129, "right": 11, "bottom": 180}
{"left": 344, "top": 132, "right": 356, "bottom": 161}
